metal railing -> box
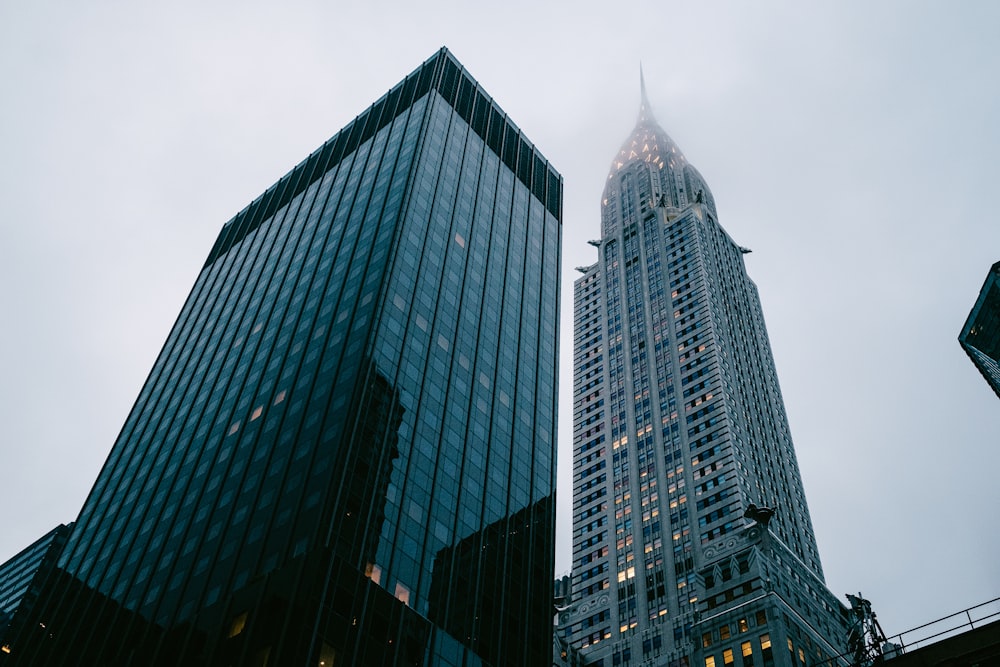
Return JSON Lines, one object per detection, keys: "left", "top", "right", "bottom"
{"left": 812, "top": 596, "right": 1000, "bottom": 666}
{"left": 883, "top": 595, "right": 1000, "bottom": 654}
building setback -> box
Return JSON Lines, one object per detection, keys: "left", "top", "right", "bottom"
{"left": 3, "top": 48, "right": 561, "bottom": 666}
{"left": 0, "top": 524, "right": 72, "bottom": 653}
{"left": 959, "top": 261, "right": 1000, "bottom": 399}
{"left": 559, "top": 77, "right": 849, "bottom": 666}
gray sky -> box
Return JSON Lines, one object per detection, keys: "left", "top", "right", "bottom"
{"left": 1, "top": 0, "right": 997, "bottom": 641}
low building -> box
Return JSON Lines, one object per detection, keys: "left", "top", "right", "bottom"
{"left": 0, "top": 524, "right": 72, "bottom": 653}
{"left": 692, "top": 517, "right": 851, "bottom": 667}
{"left": 882, "top": 597, "right": 1000, "bottom": 667}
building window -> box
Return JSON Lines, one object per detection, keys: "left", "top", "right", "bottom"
{"left": 705, "top": 657, "right": 716, "bottom": 667}
{"left": 720, "top": 624, "right": 731, "bottom": 640}
{"left": 228, "top": 611, "right": 248, "bottom": 638}
{"left": 760, "top": 634, "right": 774, "bottom": 666}
{"left": 738, "top": 618, "right": 749, "bottom": 633}
{"left": 741, "top": 641, "right": 753, "bottom": 667}
{"left": 702, "top": 632, "right": 712, "bottom": 648}
{"left": 723, "top": 648, "right": 734, "bottom": 665}
{"left": 318, "top": 642, "right": 337, "bottom": 667}
{"left": 394, "top": 582, "right": 410, "bottom": 606}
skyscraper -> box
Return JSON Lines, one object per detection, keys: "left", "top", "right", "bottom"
{"left": 560, "top": 78, "right": 847, "bottom": 666}
{"left": 4, "top": 48, "right": 561, "bottom": 667}
{"left": 959, "top": 261, "right": 1000, "bottom": 399}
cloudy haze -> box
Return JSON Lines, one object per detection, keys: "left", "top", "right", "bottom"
{"left": 1, "top": 0, "right": 997, "bottom": 642}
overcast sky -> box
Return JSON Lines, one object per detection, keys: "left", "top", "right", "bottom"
{"left": 1, "top": 0, "right": 997, "bottom": 641}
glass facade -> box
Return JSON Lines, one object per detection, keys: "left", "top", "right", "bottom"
{"left": 959, "top": 261, "right": 1000, "bottom": 398}
{"left": 3, "top": 48, "right": 561, "bottom": 667}
{"left": 0, "top": 524, "right": 72, "bottom": 651}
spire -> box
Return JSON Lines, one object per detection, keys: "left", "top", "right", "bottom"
{"left": 639, "top": 63, "right": 655, "bottom": 124}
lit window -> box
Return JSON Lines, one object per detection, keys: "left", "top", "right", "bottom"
{"left": 273, "top": 390, "right": 286, "bottom": 405}
{"left": 394, "top": 582, "right": 410, "bottom": 606}
{"left": 738, "top": 618, "right": 749, "bottom": 633}
{"left": 723, "top": 649, "right": 734, "bottom": 665}
{"left": 228, "top": 611, "right": 248, "bottom": 638}
{"left": 705, "top": 657, "right": 716, "bottom": 667}
{"left": 702, "top": 632, "right": 712, "bottom": 648}
{"left": 742, "top": 642, "right": 752, "bottom": 657}
{"left": 760, "top": 634, "right": 771, "bottom": 650}
{"left": 250, "top": 406, "right": 263, "bottom": 421}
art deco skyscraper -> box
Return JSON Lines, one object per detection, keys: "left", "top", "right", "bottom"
{"left": 561, "top": 78, "right": 847, "bottom": 666}
{"left": 4, "top": 49, "right": 561, "bottom": 666}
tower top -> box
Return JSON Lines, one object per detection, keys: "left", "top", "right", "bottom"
{"left": 606, "top": 67, "right": 683, "bottom": 178}
{"left": 602, "top": 69, "right": 717, "bottom": 230}
{"left": 639, "top": 64, "right": 656, "bottom": 125}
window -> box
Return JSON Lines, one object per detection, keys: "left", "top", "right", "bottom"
{"left": 741, "top": 641, "right": 753, "bottom": 667}
{"left": 228, "top": 611, "right": 248, "bottom": 638}
{"left": 705, "top": 657, "right": 716, "bottom": 667}
{"left": 756, "top": 610, "right": 767, "bottom": 625}
{"left": 318, "top": 642, "right": 337, "bottom": 667}
{"left": 738, "top": 618, "right": 749, "bottom": 633}
{"left": 394, "top": 582, "right": 410, "bottom": 606}
{"left": 760, "top": 634, "right": 774, "bottom": 666}
{"left": 723, "top": 649, "right": 734, "bottom": 665}
{"left": 702, "top": 632, "right": 712, "bottom": 648}
{"left": 720, "top": 624, "right": 731, "bottom": 640}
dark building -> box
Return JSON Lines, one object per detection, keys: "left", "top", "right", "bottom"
{"left": 0, "top": 524, "right": 72, "bottom": 652}
{"left": 3, "top": 48, "right": 561, "bottom": 666}
{"left": 815, "top": 597, "right": 1000, "bottom": 667}
{"left": 959, "top": 261, "right": 1000, "bottom": 398}
{"left": 883, "top": 619, "right": 1000, "bottom": 667}
{"left": 561, "top": 75, "right": 848, "bottom": 666}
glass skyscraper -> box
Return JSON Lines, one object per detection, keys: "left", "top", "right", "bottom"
{"left": 560, "top": 79, "right": 848, "bottom": 666}
{"left": 4, "top": 48, "right": 561, "bottom": 667}
{"left": 959, "top": 261, "right": 1000, "bottom": 399}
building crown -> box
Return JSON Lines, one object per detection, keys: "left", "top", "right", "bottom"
{"left": 607, "top": 68, "right": 688, "bottom": 179}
